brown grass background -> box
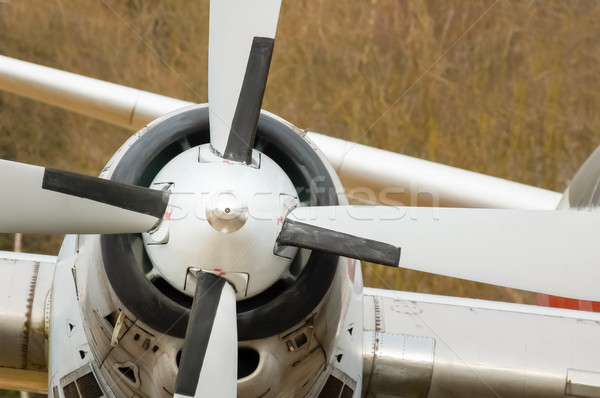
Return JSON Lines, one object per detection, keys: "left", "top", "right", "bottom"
{"left": 2, "top": 0, "right": 600, "bottom": 311}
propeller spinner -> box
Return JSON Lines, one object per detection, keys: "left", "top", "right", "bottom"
{"left": 142, "top": 144, "right": 298, "bottom": 299}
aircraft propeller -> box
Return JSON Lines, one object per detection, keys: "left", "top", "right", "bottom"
{"left": 2, "top": 0, "right": 600, "bottom": 396}
{"left": 208, "top": 0, "right": 281, "bottom": 164}
{"left": 173, "top": 1, "right": 282, "bottom": 396}
{"left": 174, "top": 272, "right": 237, "bottom": 398}
{"left": 0, "top": 159, "right": 168, "bottom": 234}
{"left": 279, "top": 205, "right": 600, "bottom": 302}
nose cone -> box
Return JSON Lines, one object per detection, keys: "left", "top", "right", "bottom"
{"left": 143, "top": 144, "right": 299, "bottom": 300}
{"left": 206, "top": 190, "right": 249, "bottom": 233}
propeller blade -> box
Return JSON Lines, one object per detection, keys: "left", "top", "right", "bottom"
{"left": 208, "top": 0, "right": 281, "bottom": 163}
{"left": 278, "top": 206, "right": 600, "bottom": 301}
{"left": 0, "top": 159, "right": 169, "bottom": 234}
{"left": 175, "top": 272, "right": 237, "bottom": 398}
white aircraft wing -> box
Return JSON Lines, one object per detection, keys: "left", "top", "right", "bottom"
{"left": 0, "top": 55, "right": 561, "bottom": 210}
{"left": 305, "top": 132, "right": 560, "bottom": 209}
{"left": 363, "top": 288, "right": 600, "bottom": 397}
{"left": 0, "top": 250, "right": 56, "bottom": 393}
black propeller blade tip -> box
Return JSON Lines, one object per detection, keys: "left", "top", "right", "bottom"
{"left": 42, "top": 168, "right": 170, "bottom": 218}
{"left": 278, "top": 219, "right": 401, "bottom": 267}
{"left": 223, "top": 37, "right": 275, "bottom": 164}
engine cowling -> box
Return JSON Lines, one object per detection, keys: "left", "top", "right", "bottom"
{"left": 72, "top": 104, "right": 356, "bottom": 397}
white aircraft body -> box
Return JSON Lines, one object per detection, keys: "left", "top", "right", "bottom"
{"left": 0, "top": 2, "right": 600, "bottom": 398}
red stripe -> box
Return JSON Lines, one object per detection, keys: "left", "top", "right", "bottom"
{"left": 537, "top": 294, "right": 600, "bottom": 312}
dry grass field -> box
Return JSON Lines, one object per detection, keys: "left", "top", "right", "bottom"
{"left": 2, "top": 0, "right": 600, "bottom": 313}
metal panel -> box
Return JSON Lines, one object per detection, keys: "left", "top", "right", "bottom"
{"left": 306, "top": 132, "right": 561, "bottom": 210}
{"left": 0, "top": 252, "right": 55, "bottom": 381}
{"left": 364, "top": 331, "right": 434, "bottom": 397}
{"left": 363, "top": 290, "right": 600, "bottom": 397}
{"left": 566, "top": 369, "right": 600, "bottom": 397}
{"left": 0, "top": 55, "right": 192, "bottom": 131}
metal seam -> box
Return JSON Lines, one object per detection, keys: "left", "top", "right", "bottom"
{"left": 21, "top": 261, "right": 40, "bottom": 369}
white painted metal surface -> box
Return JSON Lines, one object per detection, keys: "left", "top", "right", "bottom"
{"left": 48, "top": 236, "right": 100, "bottom": 397}
{"left": 0, "top": 252, "right": 55, "bottom": 394}
{"left": 0, "top": 250, "right": 57, "bottom": 264}
{"left": 0, "top": 159, "right": 162, "bottom": 234}
{"left": 566, "top": 369, "right": 600, "bottom": 397}
{"left": 143, "top": 144, "right": 298, "bottom": 298}
{"left": 363, "top": 289, "right": 600, "bottom": 397}
{"left": 287, "top": 205, "right": 600, "bottom": 301}
{"left": 306, "top": 132, "right": 562, "bottom": 210}
{"left": 208, "top": 0, "right": 282, "bottom": 155}
{"left": 0, "top": 55, "right": 192, "bottom": 131}
{"left": 364, "top": 288, "right": 600, "bottom": 318}
{"left": 327, "top": 261, "right": 365, "bottom": 397}
{"left": 182, "top": 282, "right": 237, "bottom": 398}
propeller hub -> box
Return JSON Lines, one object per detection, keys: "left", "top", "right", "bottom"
{"left": 142, "top": 144, "right": 298, "bottom": 299}
{"left": 206, "top": 190, "right": 249, "bottom": 233}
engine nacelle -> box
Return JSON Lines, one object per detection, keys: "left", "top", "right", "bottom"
{"left": 47, "top": 105, "right": 364, "bottom": 397}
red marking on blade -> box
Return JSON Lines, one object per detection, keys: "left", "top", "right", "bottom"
{"left": 277, "top": 216, "right": 283, "bottom": 225}
{"left": 222, "top": 160, "right": 234, "bottom": 165}
{"left": 219, "top": 272, "right": 226, "bottom": 276}
{"left": 164, "top": 212, "right": 172, "bottom": 220}
{"left": 347, "top": 258, "right": 356, "bottom": 283}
